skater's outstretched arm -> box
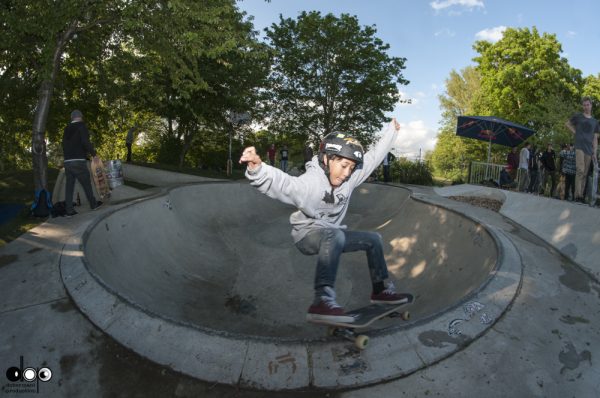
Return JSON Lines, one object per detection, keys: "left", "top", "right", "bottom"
{"left": 349, "top": 118, "right": 401, "bottom": 186}
{"left": 240, "top": 146, "right": 309, "bottom": 207}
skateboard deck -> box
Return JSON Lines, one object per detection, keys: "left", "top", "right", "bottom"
{"left": 309, "top": 295, "right": 414, "bottom": 349}
{"left": 90, "top": 157, "right": 110, "bottom": 200}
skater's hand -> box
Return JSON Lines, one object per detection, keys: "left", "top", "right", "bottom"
{"left": 392, "top": 117, "right": 400, "bottom": 132}
{"left": 239, "top": 146, "right": 262, "bottom": 170}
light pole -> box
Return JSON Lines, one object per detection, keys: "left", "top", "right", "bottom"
{"left": 226, "top": 111, "right": 251, "bottom": 176}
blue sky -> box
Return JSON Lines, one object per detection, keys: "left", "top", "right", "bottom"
{"left": 236, "top": 0, "right": 600, "bottom": 159}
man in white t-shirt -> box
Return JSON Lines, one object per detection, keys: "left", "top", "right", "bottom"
{"left": 518, "top": 142, "right": 531, "bottom": 192}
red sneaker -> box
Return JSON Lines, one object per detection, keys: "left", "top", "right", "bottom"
{"left": 371, "top": 282, "right": 413, "bottom": 305}
{"left": 306, "top": 287, "right": 355, "bottom": 323}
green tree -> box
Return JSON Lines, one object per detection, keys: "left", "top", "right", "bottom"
{"left": 431, "top": 66, "right": 487, "bottom": 180}
{"left": 0, "top": 0, "right": 128, "bottom": 191}
{"left": 1, "top": 0, "right": 269, "bottom": 181}
{"left": 583, "top": 74, "right": 600, "bottom": 119}
{"left": 125, "top": 0, "right": 269, "bottom": 167}
{"left": 264, "top": 11, "right": 408, "bottom": 145}
{"left": 473, "top": 27, "right": 583, "bottom": 144}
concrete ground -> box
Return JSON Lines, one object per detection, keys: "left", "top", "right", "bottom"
{"left": 1, "top": 169, "right": 599, "bottom": 397}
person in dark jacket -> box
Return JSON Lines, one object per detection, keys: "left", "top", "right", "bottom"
{"left": 527, "top": 146, "right": 540, "bottom": 194}
{"left": 506, "top": 146, "right": 519, "bottom": 181}
{"left": 62, "top": 110, "right": 102, "bottom": 217}
{"left": 540, "top": 143, "right": 557, "bottom": 197}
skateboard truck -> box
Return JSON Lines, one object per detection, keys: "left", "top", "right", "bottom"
{"left": 325, "top": 310, "right": 410, "bottom": 350}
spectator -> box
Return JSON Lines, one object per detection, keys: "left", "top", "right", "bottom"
{"left": 62, "top": 110, "right": 102, "bottom": 217}
{"left": 527, "top": 146, "right": 541, "bottom": 194}
{"left": 499, "top": 166, "right": 517, "bottom": 189}
{"left": 506, "top": 146, "right": 519, "bottom": 181}
{"left": 518, "top": 143, "right": 531, "bottom": 192}
{"left": 382, "top": 152, "right": 395, "bottom": 183}
{"left": 302, "top": 141, "right": 314, "bottom": 172}
{"left": 267, "top": 144, "right": 276, "bottom": 166}
{"left": 280, "top": 144, "right": 289, "bottom": 172}
{"left": 560, "top": 143, "right": 576, "bottom": 201}
{"left": 540, "top": 143, "right": 557, "bottom": 197}
{"left": 565, "top": 97, "right": 600, "bottom": 203}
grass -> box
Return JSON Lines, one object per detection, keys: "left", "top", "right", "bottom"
{"left": 0, "top": 168, "right": 59, "bottom": 247}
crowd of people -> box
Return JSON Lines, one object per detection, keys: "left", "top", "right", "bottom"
{"left": 506, "top": 97, "right": 599, "bottom": 205}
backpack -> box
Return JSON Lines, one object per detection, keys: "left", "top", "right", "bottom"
{"left": 31, "top": 189, "right": 53, "bottom": 218}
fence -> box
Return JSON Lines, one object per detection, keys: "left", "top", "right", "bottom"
{"left": 468, "top": 161, "right": 503, "bottom": 185}
{"left": 468, "top": 161, "right": 525, "bottom": 187}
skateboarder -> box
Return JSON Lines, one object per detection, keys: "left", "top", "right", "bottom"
{"left": 239, "top": 119, "right": 411, "bottom": 324}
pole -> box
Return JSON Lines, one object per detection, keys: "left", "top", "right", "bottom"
{"left": 227, "top": 124, "right": 233, "bottom": 176}
{"left": 485, "top": 138, "right": 492, "bottom": 179}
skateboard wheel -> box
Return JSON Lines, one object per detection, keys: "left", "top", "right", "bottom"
{"left": 355, "top": 335, "right": 369, "bottom": 350}
{"left": 401, "top": 311, "right": 410, "bottom": 321}
{"left": 326, "top": 326, "right": 337, "bottom": 337}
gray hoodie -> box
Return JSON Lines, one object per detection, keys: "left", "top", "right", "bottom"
{"left": 246, "top": 122, "right": 398, "bottom": 243}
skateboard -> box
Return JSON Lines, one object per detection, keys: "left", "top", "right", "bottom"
{"left": 90, "top": 157, "right": 110, "bottom": 200}
{"left": 308, "top": 296, "right": 413, "bottom": 349}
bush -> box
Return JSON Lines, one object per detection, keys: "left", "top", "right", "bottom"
{"left": 390, "top": 159, "right": 434, "bottom": 185}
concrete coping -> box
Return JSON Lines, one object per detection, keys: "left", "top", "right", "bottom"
{"left": 59, "top": 183, "right": 523, "bottom": 391}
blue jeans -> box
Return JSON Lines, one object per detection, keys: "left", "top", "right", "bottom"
{"left": 280, "top": 159, "right": 288, "bottom": 172}
{"left": 295, "top": 228, "right": 389, "bottom": 290}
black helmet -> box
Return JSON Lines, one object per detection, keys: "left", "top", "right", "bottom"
{"left": 319, "top": 132, "right": 364, "bottom": 164}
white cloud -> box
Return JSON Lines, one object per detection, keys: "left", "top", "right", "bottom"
{"left": 389, "top": 120, "right": 437, "bottom": 160}
{"left": 566, "top": 30, "right": 577, "bottom": 38}
{"left": 475, "top": 26, "right": 507, "bottom": 42}
{"left": 430, "top": 0, "right": 484, "bottom": 11}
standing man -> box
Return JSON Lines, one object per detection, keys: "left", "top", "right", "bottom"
{"left": 518, "top": 142, "right": 531, "bottom": 192}
{"left": 560, "top": 143, "right": 576, "bottom": 201}
{"left": 62, "top": 110, "right": 102, "bottom": 217}
{"left": 382, "top": 152, "right": 395, "bottom": 183}
{"left": 267, "top": 144, "right": 276, "bottom": 166}
{"left": 565, "top": 97, "right": 600, "bottom": 203}
{"left": 280, "top": 144, "right": 289, "bottom": 172}
{"left": 125, "top": 126, "right": 136, "bottom": 163}
{"left": 506, "top": 146, "right": 519, "bottom": 181}
{"left": 527, "top": 146, "right": 541, "bottom": 194}
{"left": 302, "top": 141, "right": 314, "bottom": 172}
{"left": 540, "top": 143, "right": 557, "bottom": 197}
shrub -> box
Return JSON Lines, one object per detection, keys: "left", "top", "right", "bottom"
{"left": 390, "top": 159, "right": 434, "bottom": 185}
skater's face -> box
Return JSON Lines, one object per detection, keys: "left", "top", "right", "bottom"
{"left": 582, "top": 100, "right": 592, "bottom": 114}
{"left": 325, "top": 155, "right": 357, "bottom": 187}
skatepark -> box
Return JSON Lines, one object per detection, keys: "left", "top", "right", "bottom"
{"left": 1, "top": 164, "right": 599, "bottom": 397}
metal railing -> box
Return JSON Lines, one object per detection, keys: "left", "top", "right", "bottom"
{"left": 468, "top": 161, "right": 504, "bottom": 185}
{"left": 468, "top": 161, "right": 524, "bottom": 187}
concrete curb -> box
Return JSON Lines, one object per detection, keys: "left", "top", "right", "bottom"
{"left": 435, "top": 184, "right": 600, "bottom": 281}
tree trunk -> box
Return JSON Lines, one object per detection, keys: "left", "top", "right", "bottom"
{"left": 31, "top": 25, "right": 76, "bottom": 192}
{"left": 179, "top": 132, "right": 193, "bottom": 169}
{"left": 32, "top": 80, "right": 53, "bottom": 191}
